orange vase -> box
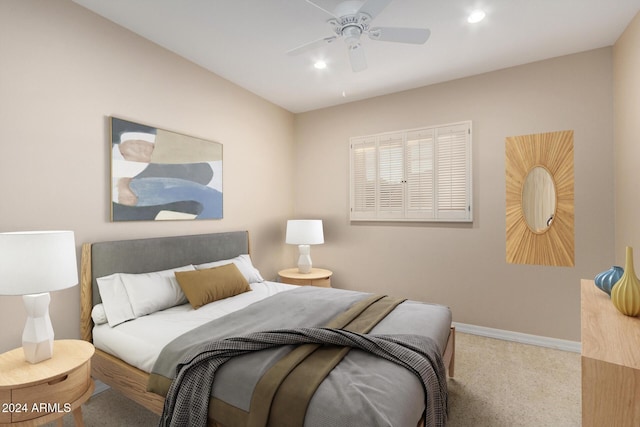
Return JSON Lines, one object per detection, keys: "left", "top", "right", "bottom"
{"left": 611, "top": 246, "right": 640, "bottom": 316}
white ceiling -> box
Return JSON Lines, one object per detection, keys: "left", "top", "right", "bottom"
{"left": 72, "top": 0, "right": 640, "bottom": 113}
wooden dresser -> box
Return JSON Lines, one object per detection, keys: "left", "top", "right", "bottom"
{"left": 581, "top": 279, "right": 640, "bottom": 426}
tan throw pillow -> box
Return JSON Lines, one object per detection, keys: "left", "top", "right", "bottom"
{"left": 174, "top": 263, "right": 251, "bottom": 309}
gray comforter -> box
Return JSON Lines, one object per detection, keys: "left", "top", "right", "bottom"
{"left": 149, "top": 286, "right": 451, "bottom": 427}
{"left": 160, "top": 328, "right": 447, "bottom": 427}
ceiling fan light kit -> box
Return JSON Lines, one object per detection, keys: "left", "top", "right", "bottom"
{"left": 288, "top": 0, "right": 431, "bottom": 72}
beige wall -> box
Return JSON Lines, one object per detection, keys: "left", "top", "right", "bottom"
{"left": 0, "top": 1, "right": 295, "bottom": 352}
{"left": 0, "top": 0, "right": 626, "bottom": 351}
{"left": 614, "top": 12, "right": 640, "bottom": 263}
{"left": 294, "top": 48, "right": 615, "bottom": 341}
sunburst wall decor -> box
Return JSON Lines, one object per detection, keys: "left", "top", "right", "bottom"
{"left": 505, "top": 130, "right": 574, "bottom": 266}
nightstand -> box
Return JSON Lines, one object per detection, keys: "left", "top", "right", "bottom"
{"left": 0, "top": 339, "right": 95, "bottom": 426}
{"left": 278, "top": 268, "right": 333, "bottom": 288}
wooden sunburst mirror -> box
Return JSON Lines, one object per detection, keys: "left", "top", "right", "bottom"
{"left": 505, "top": 130, "right": 574, "bottom": 266}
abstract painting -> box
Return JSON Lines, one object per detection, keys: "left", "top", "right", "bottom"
{"left": 110, "top": 117, "right": 223, "bottom": 221}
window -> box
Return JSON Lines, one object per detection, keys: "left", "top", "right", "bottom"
{"left": 350, "top": 121, "right": 472, "bottom": 222}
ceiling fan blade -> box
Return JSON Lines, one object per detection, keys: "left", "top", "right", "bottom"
{"left": 368, "top": 27, "right": 430, "bottom": 44}
{"left": 348, "top": 43, "right": 367, "bottom": 72}
{"left": 287, "top": 36, "right": 338, "bottom": 56}
{"left": 304, "top": 0, "right": 339, "bottom": 18}
{"left": 356, "top": 0, "right": 392, "bottom": 19}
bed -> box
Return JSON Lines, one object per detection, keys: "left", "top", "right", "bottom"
{"left": 79, "top": 231, "right": 455, "bottom": 426}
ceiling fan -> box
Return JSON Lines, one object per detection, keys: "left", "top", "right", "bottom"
{"left": 287, "top": 0, "right": 430, "bottom": 72}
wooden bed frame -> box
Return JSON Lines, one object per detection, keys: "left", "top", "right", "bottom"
{"left": 79, "top": 231, "right": 455, "bottom": 425}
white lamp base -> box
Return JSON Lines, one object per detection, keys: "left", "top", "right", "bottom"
{"left": 297, "top": 244, "right": 313, "bottom": 273}
{"left": 22, "top": 292, "right": 54, "bottom": 364}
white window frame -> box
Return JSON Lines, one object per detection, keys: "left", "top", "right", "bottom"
{"left": 350, "top": 121, "right": 472, "bottom": 222}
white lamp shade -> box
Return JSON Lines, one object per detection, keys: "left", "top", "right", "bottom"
{"left": 0, "top": 231, "right": 78, "bottom": 295}
{"left": 286, "top": 220, "right": 324, "bottom": 245}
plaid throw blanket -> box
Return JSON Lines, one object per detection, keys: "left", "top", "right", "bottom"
{"left": 159, "top": 328, "right": 448, "bottom": 427}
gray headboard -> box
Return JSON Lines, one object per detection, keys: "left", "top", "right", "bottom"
{"left": 89, "top": 231, "right": 249, "bottom": 306}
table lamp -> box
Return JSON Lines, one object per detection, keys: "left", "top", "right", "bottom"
{"left": 286, "top": 220, "right": 324, "bottom": 273}
{"left": 0, "top": 231, "right": 78, "bottom": 363}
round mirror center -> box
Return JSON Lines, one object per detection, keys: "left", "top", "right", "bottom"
{"left": 522, "top": 166, "right": 556, "bottom": 233}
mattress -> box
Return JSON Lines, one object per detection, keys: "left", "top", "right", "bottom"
{"left": 93, "top": 281, "right": 297, "bottom": 372}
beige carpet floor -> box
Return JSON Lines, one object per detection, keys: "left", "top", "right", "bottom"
{"left": 447, "top": 333, "right": 580, "bottom": 426}
{"left": 46, "top": 332, "right": 581, "bottom": 426}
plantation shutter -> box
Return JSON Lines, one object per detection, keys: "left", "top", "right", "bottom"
{"left": 350, "top": 121, "right": 472, "bottom": 222}
{"left": 436, "top": 123, "right": 471, "bottom": 220}
{"left": 377, "top": 134, "right": 404, "bottom": 219}
{"left": 406, "top": 129, "right": 435, "bottom": 219}
{"left": 350, "top": 137, "right": 376, "bottom": 219}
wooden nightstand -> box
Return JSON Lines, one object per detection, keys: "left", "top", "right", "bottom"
{"left": 278, "top": 268, "right": 333, "bottom": 288}
{"left": 0, "top": 339, "right": 95, "bottom": 426}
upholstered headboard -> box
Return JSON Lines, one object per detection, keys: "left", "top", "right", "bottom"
{"left": 80, "top": 231, "right": 249, "bottom": 342}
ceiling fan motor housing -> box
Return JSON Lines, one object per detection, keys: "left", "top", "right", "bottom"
{"left": 329, "top": 13, "right": 371, "bottom": 45}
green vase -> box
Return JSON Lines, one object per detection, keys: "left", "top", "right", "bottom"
{"left": 611, "top": 246, "right": 640, "bottom": 316}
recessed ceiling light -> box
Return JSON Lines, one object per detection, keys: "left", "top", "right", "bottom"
{"left": 314, "top": 60, "right": 327, "bottom": 69}
{"left": 467, "top": 9, "right": 486, "bottom": 24}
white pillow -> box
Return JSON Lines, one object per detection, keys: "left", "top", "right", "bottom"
{"left": 96, "top": 264, "right": 195, "bottom": 327}
{"left": 195, "top": 254, "right": 264, "bottom": 284}
{"left": 97, "top": 273, "right": 135, "bottom": 327}
{"left": 91, "top": 303, "right": 108, "bottom": 325}
{"left": 121, "top": 265, "right": 195, "bottom": 318}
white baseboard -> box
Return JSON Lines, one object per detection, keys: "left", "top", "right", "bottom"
{"left": 453, "top": 322, "right": 581, "bottom": 353}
